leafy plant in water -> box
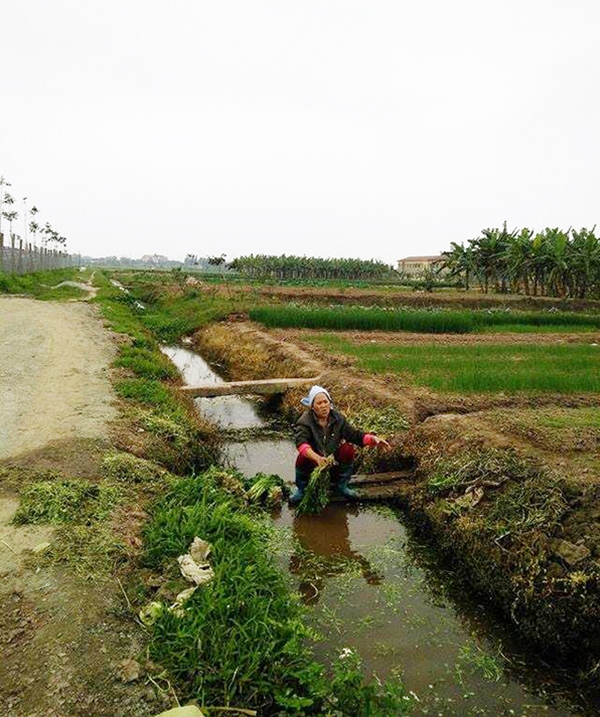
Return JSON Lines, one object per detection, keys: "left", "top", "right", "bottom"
{"left": 246, "top": 472, "right": 288, "bottom": 506}
{"left": 455, "top": 644, "right": 503, "bottom": 684}
{"left": 296, "top": 456, "right": 336, "bottom": 516}
{"left": 325, "top": 649, "right": 414, "bottom": 715}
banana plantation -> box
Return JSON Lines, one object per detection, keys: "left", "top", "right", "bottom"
{"left": 228, "top": 253, "right": 394, "bottom": 280}
{"left": 442, "top": 223, "right": 600, "bottom": 298}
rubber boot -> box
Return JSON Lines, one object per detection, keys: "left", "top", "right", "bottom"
{"left": 289, "top": 470, "right": 309, "bottom": 506}
{"left": 336, "top": 464, "right": 357, "bottom": 499}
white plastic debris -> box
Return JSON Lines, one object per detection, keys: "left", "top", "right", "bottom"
{"left": 177, "top": 555, "right": 214, "bottom": 586}
{"left": 189, "top": 537, "right": 211, "bottom": 565}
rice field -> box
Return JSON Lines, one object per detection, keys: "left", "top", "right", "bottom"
{"left": 249, "top": 304, "right": 600, "bottom": 334}
{"left": 306, "top": 335, "right": 600, "bottom": 393}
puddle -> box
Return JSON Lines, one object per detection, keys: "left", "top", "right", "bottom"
{"left": 164, "top": 343, "right": 595, "bottom": 716}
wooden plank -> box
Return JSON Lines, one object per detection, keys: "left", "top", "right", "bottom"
{"left": 350, "top": 470, "right": 413, "bottom": 486}
{"left": 180, "top": 377, "right": 319, "bottom": 398}
{"left": 329, "top": 483, "right": 407, "bottom": 502}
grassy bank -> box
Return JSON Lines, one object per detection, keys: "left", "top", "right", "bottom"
{"left": 307, "top": 335, "right": 600, "bottom": 393}
{"left": 250, "top": 304, "right": 600, "bottom": 334}
{"left": 142, "top": 467, "right": 413, "bottom": 715}
{"left": 94, "top": 271, "right": 221, "bottom": 474}
{"left": 0, "top": 267, "right": 90, "bottom": 300}
{"left": 399, "top": 441, "right": 600, "bottom": 663}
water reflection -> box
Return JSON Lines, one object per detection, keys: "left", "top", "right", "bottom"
{"left": 290, "top": 504, "right": 383, "bottom": 604}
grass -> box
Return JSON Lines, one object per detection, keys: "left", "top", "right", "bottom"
{"left": 0, "top": 267, "right": 90, "bottom": 300}
{"left": 307, "top": 335, "right": 600, "bottom": 393}
{"left": 93, "top": 271, "right": 222, "bottom": 474}
{"left": 142, "top": 467, "right": 412, "bottom": 715}
{"left": 110, "top": 271, "right": 238, "bottom": 342}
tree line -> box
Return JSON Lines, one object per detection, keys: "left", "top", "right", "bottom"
{"left": 228, "top": 254, "right": 394, "bottom": 280}
{"left": 441, "top": 223, "right": 600, "bottom": 298}
{"left": 0, "top": 175, "right": 68, "bottom": 250}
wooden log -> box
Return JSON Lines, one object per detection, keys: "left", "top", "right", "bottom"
{"left": 180, "top": 377, "right": 320, "bottom": 398}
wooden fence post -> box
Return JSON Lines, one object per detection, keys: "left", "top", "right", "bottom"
{"left": 0, "top": 232, "right": 3, "bottom": 273}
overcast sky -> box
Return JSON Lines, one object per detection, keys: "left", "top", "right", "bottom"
{"left": 1, "top": 1, "right": 598, "bottom": 264}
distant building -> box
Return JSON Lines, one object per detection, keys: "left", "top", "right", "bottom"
{"left": 141, "top": 254, "right": 170, "bottom": 265}
{"left": 397, "top": 255, "right": 445, "bottom": 276}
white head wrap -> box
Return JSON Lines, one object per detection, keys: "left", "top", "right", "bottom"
{"left": 300, "top": 385, "right": 332, "bottom": 408}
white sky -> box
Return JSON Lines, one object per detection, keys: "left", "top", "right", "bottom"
{"left": 1, "top": 1, "right": 599, "bottom": 264}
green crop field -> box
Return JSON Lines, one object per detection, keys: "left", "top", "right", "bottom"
{"left": 306, "top": 335, "right": 600, "bottom": 393}
{"left": 250, "top": 304, "right": 600, "bottom": 334}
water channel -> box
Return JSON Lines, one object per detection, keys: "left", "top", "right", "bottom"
{"left": 162, "top": 344, "right": 595, "bottom": 716}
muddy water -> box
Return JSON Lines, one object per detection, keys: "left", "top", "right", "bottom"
{"left": 165, "top": 344, "right": 589, "bottom": 716}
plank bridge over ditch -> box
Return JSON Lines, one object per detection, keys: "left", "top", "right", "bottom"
{"left": 180, "top": 376, "right": 320, "bottom": 398}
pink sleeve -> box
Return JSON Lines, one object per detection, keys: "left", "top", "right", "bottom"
{"left": 297, "top": 443, "right": 311, "bottom": 457}
{"left": 363, "top": 434, "right": 377, "bottom": 447}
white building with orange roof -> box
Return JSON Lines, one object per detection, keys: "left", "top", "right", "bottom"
{"left": 397, "top": 255, "right": 446, "bottom": 276}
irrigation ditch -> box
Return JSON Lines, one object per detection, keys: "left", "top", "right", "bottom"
{"left": 158, "top": 334, "right": 600, "bottom": 716}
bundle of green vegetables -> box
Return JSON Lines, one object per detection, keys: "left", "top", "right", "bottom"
{"left": 296, "top": 455, "right": 337, "bottom": 516}
{"left": 245, "top": 472, "right": 287, "bottom": 507}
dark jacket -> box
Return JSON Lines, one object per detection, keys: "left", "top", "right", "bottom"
{"left": 295, "top": 408, "right": 365, "bottom": 457}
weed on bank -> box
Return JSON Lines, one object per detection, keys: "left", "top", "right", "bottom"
{"left": 142, "top": 467, "right": 413, "bottom": 716}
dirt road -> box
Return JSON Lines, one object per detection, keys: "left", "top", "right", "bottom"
{"left": 0, "top": 296, "right": 117, "bottom": 460}
{"left": 0, "top": 297, "right": 160, "bottom": 717}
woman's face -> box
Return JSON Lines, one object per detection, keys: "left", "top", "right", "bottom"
{"left": 312, "top": 392, "right": 331, "bottom": 420}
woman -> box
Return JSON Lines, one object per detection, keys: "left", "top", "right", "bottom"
{"left": 290, "top": 385, "right": 390, "bottom": 505}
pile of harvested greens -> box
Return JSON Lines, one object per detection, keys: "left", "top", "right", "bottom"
{"left": 296, "top": 455, "right": 337, "bottom": 515}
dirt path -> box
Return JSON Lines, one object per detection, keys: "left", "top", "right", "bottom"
{"left": 0, "top": 297, "right": 117, "bottom": 460}
{"left": 0, "top": 297, "right": 161, "bottom": 717}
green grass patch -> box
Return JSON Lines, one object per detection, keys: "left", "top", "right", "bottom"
{"left": 13, "top": 479, "right": 121, "bottom": 525}
{"left": 307, "top": 335, "right": 600, "bottom": 393}
{"left": 43, "top": 523, "right": 129, "bottom": 580}
{"left": 93, "top": 271, "right": 221, "bottom": 474}
{"left": 250, "top": 304, "right": 476, "bottom": 333}
{"left": 142, "top": 467, "right": 412, "bottom": 715}
{"left": 345, "top": 405, "right": 409, "bottom": 435}
{"left": 0, "top": 268, "right": 90, "bottom": 299}
{"left": 114, "top": 345, "right": 180, "bottom": 380}
{"left": 534, "top": 407, "right": 600, "bottom": 429}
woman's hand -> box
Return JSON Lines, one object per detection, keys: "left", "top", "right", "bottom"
{"left": 313, "top": 453, "right": 331, "bottom": 467}
{"left": 373, "top": 436, "right": 391, "bottom": 450}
